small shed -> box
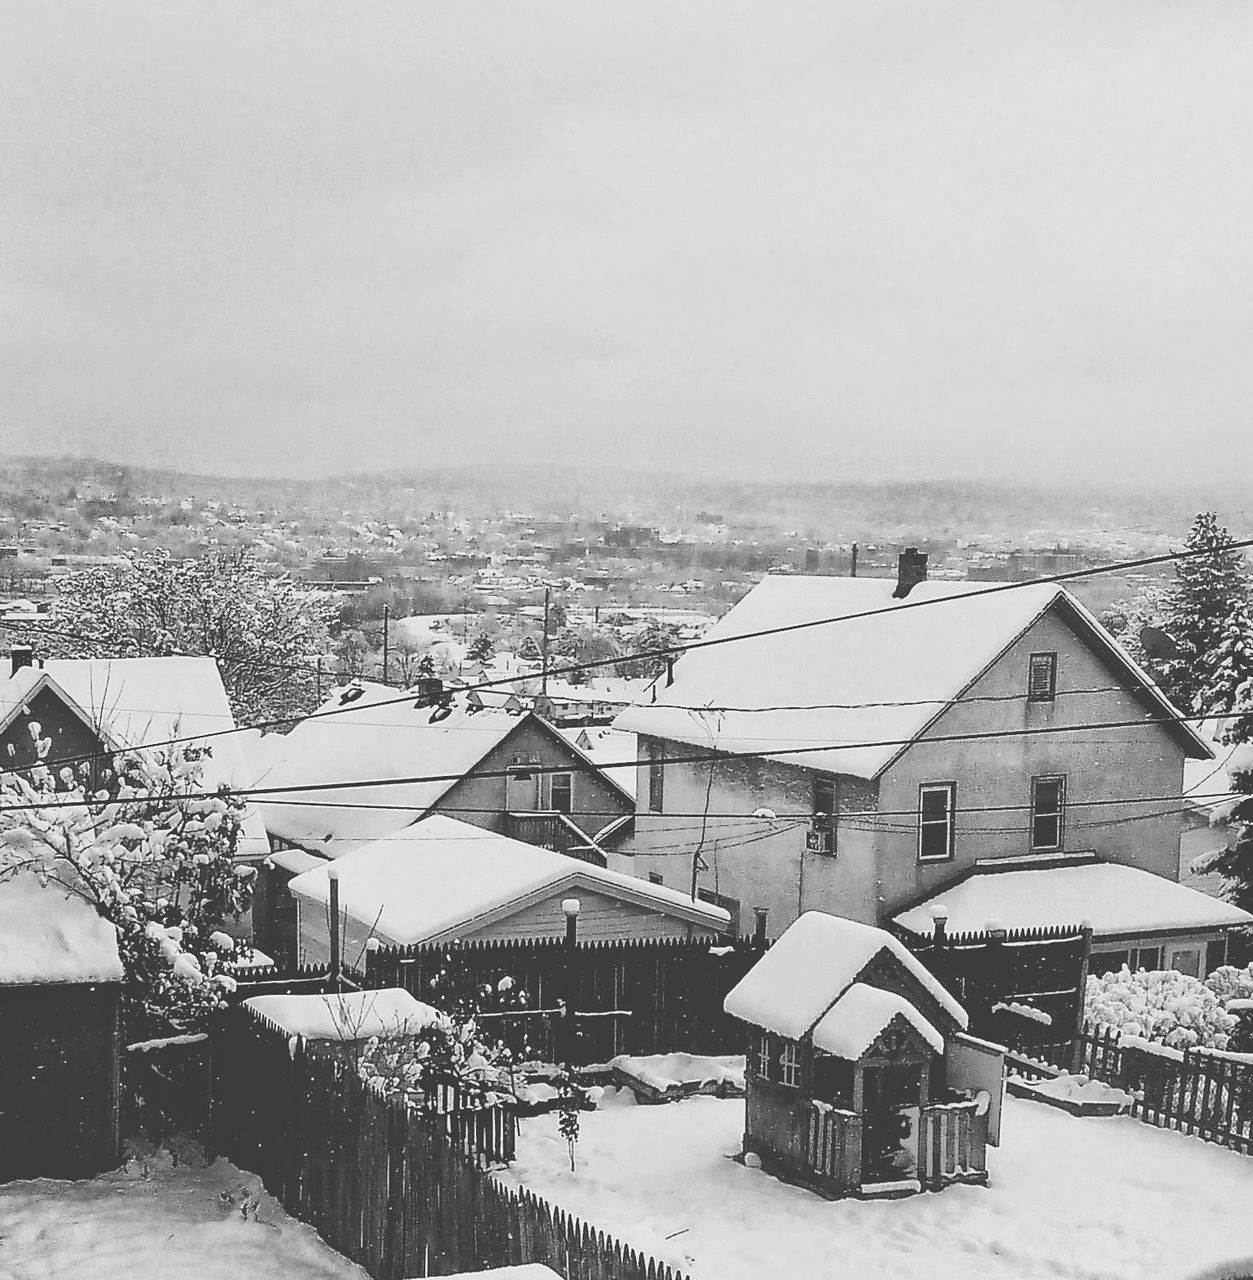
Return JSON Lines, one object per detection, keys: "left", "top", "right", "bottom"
{"left": 0, "top": 872, "right": 125, "bottom": 1182}
{"left": 724, "top": 911, "right": 1004, "bottom": 1198}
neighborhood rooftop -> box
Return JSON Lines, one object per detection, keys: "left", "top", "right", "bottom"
{"left": 0, "top": 871, "right": 124, "bottom": 987}
{"left": 615, "top": 575, "right": 1212, "bottom": 778}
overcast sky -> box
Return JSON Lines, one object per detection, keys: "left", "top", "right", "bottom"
{"left": 3, "top": 2, "right": 1252, "bottom": 482}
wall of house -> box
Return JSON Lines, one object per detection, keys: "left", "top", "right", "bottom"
{"left": 874, "top": 608, "right": 1190, "bottom": 917}
{"left": 435, "top": 718, "right": 633, "bottom": 840}
{"left": 0, "top": 686, "right": 105, "bottom": 778}
{"left": 625, "top": 740, "right": 882, "bottom": 937}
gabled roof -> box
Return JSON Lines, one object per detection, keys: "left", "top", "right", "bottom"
{"left": 242, "top": 988, "right": 441, "bottom": 1041}
{"left": 614, "top": 575, "right": 1211, "bottom": 779}
{"left": 811, "top": 983, "right": 944, "bottom": 1061}
{"left": 0, "top": 665, "right": 111, "bottom": 744}
{"left": 724, "top": 911, "right": 967, "bottom": 1042}
{"left": 286, "top": 814, "right": 730, "bottom": 943}
{"left": 43, "top": 656, "right": 269, "bottom": 858}
{"left": 0, "top": 872, "right": 124, "bottom": 986}
{"left": 257, "top": 683, "right": 632, "bottom": 856}
{"left": 892, "top": 855, "right": 1253, "bottom": 940}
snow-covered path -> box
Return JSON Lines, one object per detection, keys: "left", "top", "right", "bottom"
{"left": 0, "top": 1150, "right": 368, "bottom": 1280}
{"left": 497, "top": 1094, "right": 1253, "bottom": 1280}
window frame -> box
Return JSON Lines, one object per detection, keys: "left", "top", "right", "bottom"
{"left": 756, "top": 1031, "right": 773, "bottom": 1080}
{"left": 1029, "top": 775, "right": 1066, "bottom": 852}
{"left": 779, "top": 1040, "right": 801, "bottom": 1088}
{"left": 648, "top": 740, "right": 665, "bottom": 814}
{"left": 917, "top": 781, "right": 957, "bottom": 863}
{"left": 1028, "top": 651, "right": 1058, "bottom": 704}
{"left": 547, "top": 770, "right": 573, "bottom": 814}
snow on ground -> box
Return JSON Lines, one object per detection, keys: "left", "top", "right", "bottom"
{"left": 0, "top": 1149, "right": 367, "bottom": 1280}
{"left": 496, "top": 1095, "right": 1253, "bottom": 1280}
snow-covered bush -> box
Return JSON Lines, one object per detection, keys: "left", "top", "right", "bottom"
{"left": 1085, "top": 967, "right": 1238, "bottom": 1050}
{"left": 0, "top": 739, "right": 254, "bottom": 1039}
{"left": 1204, "top": 964, "right": 1253, "bottom": 1005}
{"left": 356, "top": 1009, "right": 507, "bottom": 1108}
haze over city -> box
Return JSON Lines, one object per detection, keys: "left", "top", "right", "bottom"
{"left": 4, "top": 1, "right": 1253, "bottom": 484}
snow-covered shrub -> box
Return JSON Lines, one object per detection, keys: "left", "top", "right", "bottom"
{"left": 0, "top": 740, "right": 253, "bottom": 1039}
{"left": 356, "top": 1009, "right": 508, "bottom": 1108}
{"left": 1205, "top": 964, "right": 1253, "bottom": 1005}
{"left": 1085, "top": 967, "right": 1238, "bottom": 1050}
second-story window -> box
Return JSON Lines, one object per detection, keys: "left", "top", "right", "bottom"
{"left": 1030, "top": 776, "right": 1065, "bottom": 850}
{"left": 1028, "top": 652, "right": 1057, "bottom": 703}
{"left": 547, "top": 771, "right": 573, "bottom": 813}
{"left": 813, "top": 776, "right": 838, "bottom": 831}
{"left": 648, "top": 740, "right": 665, "bottom": 813}
{"left": 918, "top": 782, "right": 956, "bottom": 862}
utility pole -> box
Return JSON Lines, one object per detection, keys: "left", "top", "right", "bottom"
{"left": 850, "top": 543, "right": 859, "bottom": 578}
{"left": 381, "top": 602, "right": 390, "bottom": 685}
{"left": 315, "top": 655, "right": 323, "bottom": 702}
{"left": 541, "top": 586, "right": 551, "bottom": 696}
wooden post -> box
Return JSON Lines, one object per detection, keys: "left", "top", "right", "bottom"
{"left": 1072, "top": 922, "right": 1094, "bottom": 1073}
{"left": 562, "top": 898, "right": 579, "bottom": 1062}
{"left": 381, "top": 602, "right": 390, "bottom": 686}
{"left": 329, "top": 868, "right": 341, "bottom": 992}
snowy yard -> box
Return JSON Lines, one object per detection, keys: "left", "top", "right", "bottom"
{"left": 497, "top": 1093, "right": 1253, "bottom": 1280}
{"left": 0, "top": 1148, "right": 368, "bottom": 1280}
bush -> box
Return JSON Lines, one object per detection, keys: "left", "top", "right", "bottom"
{"left": 1085, "top": 967, "right": 1238, "bottom": 1050}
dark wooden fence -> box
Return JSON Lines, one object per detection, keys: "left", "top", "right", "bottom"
{"left": 897, "top": 923, "right": 1090, "bottom": 1052}
{"left": 1010, "top": 1023, "right": 1253, "bottom": 1154}
{"left": 214, "top": 1022, "right": 689, "bottom": 1280}
{"left": 364, "top": 935, "right": 771, "bottom": 1063}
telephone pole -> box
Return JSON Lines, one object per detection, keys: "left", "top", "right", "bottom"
{"left": 382, "top": 602, "right": 390, "bottom": 685}
{"left": 541, "top": 587, "right": 550, "bottom": 696}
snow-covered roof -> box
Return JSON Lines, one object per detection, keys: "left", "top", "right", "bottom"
{"left": 614, "top": 576, "right": 1211, "bottom": 779}
{"left": 558, "top": 726, "right": 637, "bottom": 800}
{"left": 254, "top": 685, "right": 525, "bottom": 854}
{"left": 242, "top": 988, "right": 441, "bottom": 1041}
{"left": 893, "top": 857, "right": 1253, "bottom": 939}
{"left": 1184, "top": 718, "right": 1253, "bottom": 821}
{"left": 0, "top": 665, "right": 106, "bottom": 741}
{"left": 0, "top": 872, "right": 124, "bottom": 986}
{"left": 811, "top": 983, "right": 944, "bottom": 1060}
{"left": 286, "top": 814, "right": 729, "bottom": 944}
{"left": 42, "top": 657, "right": 270, "bottom": 859}
{"left": 723, "top": 911, "right": 967, "bottom": 1041}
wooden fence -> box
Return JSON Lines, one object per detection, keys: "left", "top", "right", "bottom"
{"left": 364, "top": 935, "right": 771, "bottom": 1063}
{"left": 1010, "top": 1024, "right": 1253, "bottom": 1154}
{"left": 215, "top": 1032, "right": 690, "bottom": 1280}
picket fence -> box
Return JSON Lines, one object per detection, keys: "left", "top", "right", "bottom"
{"left": 212, "top": 1014, "right": 690, "bottom": 1280}
{"left": 1012, "top": 1024, "right": 1253, "bottom": 1154}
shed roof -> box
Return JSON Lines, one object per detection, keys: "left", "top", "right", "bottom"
{"left": 615, "top": 576, "right": 1211, "bottom": 779}
{"left": 242, "top": 988, "right": 441, "bottom": 1040}
{"left": 723, "top": 911, "right": 966, "bottom": 1041}
{"left": 893, "top": 856, "right": 1253, "bottom": 940}
{"left": 286, "top": 814, "right": 729, "bottom": 944}
{"left": 0, "top": 872, "right": 124, "bottom": 986}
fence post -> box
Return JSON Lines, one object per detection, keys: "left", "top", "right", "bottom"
{"left": 1069, "top": 923, "right": 1093, "bottom": 1073}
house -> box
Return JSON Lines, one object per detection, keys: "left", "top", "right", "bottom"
{"left": 0, "top": 872, "right": 125, "bottom": 1181}
{"left": 724, "top": 911, "right": 1003, "bottom": 1198}
{"left": 616, "top": 552, "right": 1235, "bottom": 969}
{"left": 0, "top": 652, "right": 270, "bottom": 861}
{"left": 255, "top": 682, "right": 635, "bottom": 863}
{"left": 281, "top": 814, "right": 730, "bottom": 967}
{"left": 892, "top": 853, "right": 1252, "bottom": 978}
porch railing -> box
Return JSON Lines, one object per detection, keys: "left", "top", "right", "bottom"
{"left": 805, "top": 1101, "right": 861, "bottom": 1192}
{"left": 917, "top": 1099, "right": 988, "bottom": 1189}
{"left": 503, "top": 811, "right": 607, "bottom": 865}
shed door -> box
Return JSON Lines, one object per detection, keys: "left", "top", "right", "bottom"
{"left": 861, "top": 1064, "right": 922, "bottom": 1184}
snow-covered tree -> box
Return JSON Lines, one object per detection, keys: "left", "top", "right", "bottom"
{"left": 1160, "top": 514, "right": 1251, "bottom": 714}
{"left": 0, "top": 738, "right": 255, "bottom": 1040}
{"left": 516, "top": 635, "right": 542, "bottom": 664}
{"left": 50, "top": 549, "right": 335, "bottom": 724}
{"left": 468, "top": 633, "right": 496, "bottom": 664}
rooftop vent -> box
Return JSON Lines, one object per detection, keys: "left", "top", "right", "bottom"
{"left": 9, "top": 645, "right": 33, "bottom": 677}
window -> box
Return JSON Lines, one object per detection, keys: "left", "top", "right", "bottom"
{"left": 812, "top": 776, "right": 837, "bottom": 830}
{"left": 1030, "top": 776, "right": 1065, "bottom": 851}
{"left": 779, "top": 1040, "right": 801, "bottom": 1087}
{"left": 756, "top": 1032, "right": 773, "bottom": 1079}
{"left": 648, "top": 740, "right": 665, "bottom": 813}
{"left": 547, "top": 771, "right": 573, "bottom": 814}
{"left": 1028, "top": 652, "right": 1057, "bottom": 703}
{"left": 648, "top": 871, "right": 664, "bottom": 886}
{"left": 1131, "top": 946, "right": 1162, "bottom": 972}
{"left": 918, "top": 782, "right": 956, "bottom": 862}
{"left": 699, "top": 888, "right": 741, "bottom": 936}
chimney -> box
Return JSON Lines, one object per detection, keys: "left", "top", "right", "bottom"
{"left": 893, "top": 547, "right": 928, "bottom": 599}
{"left": 10, "top": 645, "right": 33, "bottom": 677}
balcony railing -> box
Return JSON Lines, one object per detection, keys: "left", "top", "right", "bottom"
{"left": 503, "top": 811, "right": 607, "bottom": 866}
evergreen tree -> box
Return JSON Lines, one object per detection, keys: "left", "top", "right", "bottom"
{"left": 1198, "top": 597, "right": 1253, "bottom": 722}
{"left": 467, "top": 632, "right": 495, "bottom": 663}
{"left": 1160, "top": 514, "right": 1250, "bottom": 713}
{"left": 517, "top": 634, "right": 542, "bottom": 663}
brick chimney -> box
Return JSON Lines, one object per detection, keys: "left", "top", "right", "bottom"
{"left": 893, "top": 548, "right": 928, "bottom": 599}
{"left": 9, "top": 645, "right": 33, "bottom": 677}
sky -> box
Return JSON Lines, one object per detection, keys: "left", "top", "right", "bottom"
{"left": 3, "top": 2, "right": 1253, "bottom": 483}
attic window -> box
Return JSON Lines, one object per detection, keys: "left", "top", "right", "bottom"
{"left": 1028, "top": 652, "right": 1057, "bottom": 703}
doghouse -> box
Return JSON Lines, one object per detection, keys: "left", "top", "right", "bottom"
{"left": 725, "top": 911, "right": 1004, "bottom": 1197}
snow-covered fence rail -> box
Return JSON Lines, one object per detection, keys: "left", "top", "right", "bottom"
{"left": 917, "top": 1100, "right": 988, "bottom": 1190}
{"left": 364, "top": 935, "right": 773, "bottom": 1062}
